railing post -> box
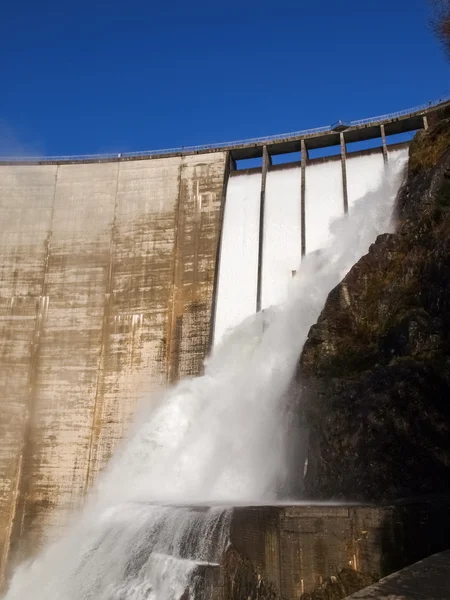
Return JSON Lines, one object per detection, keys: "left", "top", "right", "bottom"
{"left": 340, "top": 132, "right": 349, "bottom": 215}
{"left": 256, "top": 146, "right": 271, "bottom": 313}
{"left": 301, "top": 140, "right": 308, "bottom": 258}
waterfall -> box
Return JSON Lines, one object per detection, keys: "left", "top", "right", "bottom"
{"left": 3, "top": 152, "right": 407, "bottom": 600}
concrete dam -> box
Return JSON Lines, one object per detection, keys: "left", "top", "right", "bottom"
{"left": 0, "top": 98, "right": 449, "bottom": 594}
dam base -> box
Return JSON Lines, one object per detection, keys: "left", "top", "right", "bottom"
{"left": 200, "top": 497, "right": 450, "bottom": 600}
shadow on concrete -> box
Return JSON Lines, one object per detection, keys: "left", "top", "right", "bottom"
{"left": 378, "top": 494, "right": 450, "bottom": 577}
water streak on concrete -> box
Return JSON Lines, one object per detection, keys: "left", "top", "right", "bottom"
{"left": 0, "top": 154, "right": 227, "bottom": 584}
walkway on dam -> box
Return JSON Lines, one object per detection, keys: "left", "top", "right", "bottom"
{"left": 2, "top": 94, "right": 449, "bottom": 164}
{"left": 346, "top": 550, "right": 450, "bottom": 599}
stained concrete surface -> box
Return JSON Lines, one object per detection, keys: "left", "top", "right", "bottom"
{"left": 0, "top": 153, "right": 227, "bottom": 584}
{"left": 226, "top": 499, "right": 450, "bottom": 599}
{"left": 0, "top": 164, "right": 58, "bottom": 584}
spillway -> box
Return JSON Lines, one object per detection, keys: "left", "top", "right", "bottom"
{"left": 347, "top": 151, "right": 386, "bottom": 209}
{"left": 213, "top": 172, "right": 261, "bottom": 344}
{"left": 263, "top": 167, "right": 302, "bottom": 310}
{"left": 213, "top": 148, "right": 409, "bottom": 342}
{"left": 305, "top": 158, "right": 344, "bottom": 253}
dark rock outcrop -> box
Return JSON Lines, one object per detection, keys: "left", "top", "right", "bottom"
{"left": 299, "top": 111, "right": 450, "bottom": 502}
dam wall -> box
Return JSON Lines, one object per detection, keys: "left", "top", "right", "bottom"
{"left": 0, "top": 153, "right": 227, "bottom": 581}
{"left": 0, "top": 99, "right": 448, "bottom": 583}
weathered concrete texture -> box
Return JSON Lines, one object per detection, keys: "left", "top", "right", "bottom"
{"left": 86, "top": 157, "right": 182, "bottom": 483}
{"left": 346, "top": 550, "right": 450, "bottom": 600}
{"left": 169, "top": 155, "right": 227, "bottom": 381}
{"left": 0, "top": 165, "right": 58, "bottom": 583}
{"left": 0, "top": 153, "right": 226, "bottom": 583}
{"left": 225, "top": 499, "right": 450, "bottom": 600}
{"left": 10, "top": 163, "right": 120, "bottom": 565}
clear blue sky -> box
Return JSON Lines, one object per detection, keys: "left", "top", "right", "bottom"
{"left": 1, "top": 0, "right": 449, "bottom": 157}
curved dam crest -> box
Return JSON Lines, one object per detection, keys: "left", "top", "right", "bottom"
{"left": 0, "top": 100, "right": 447, "bottom": 585}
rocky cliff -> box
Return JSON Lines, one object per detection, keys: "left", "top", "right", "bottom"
{"left": 299, "top": 110, "right": 450, "bottom": 502}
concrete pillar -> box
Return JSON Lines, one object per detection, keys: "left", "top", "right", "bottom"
{"left": 256, "top": 146, "right": 271, "bottom": 313}
{"left": 380, "top": 124, "right": 388, "bottom": 164}
{"left": 340, "top": 132, "right": 349, "bottom": 215}
{"left": 300, "top": 140, "right": 308, "bottom": 257}
{"left": 209, "top": 152, "right": 233, "bottom": 349}
{"left": 423, "top": 115, "right": 429, "bottom": 130}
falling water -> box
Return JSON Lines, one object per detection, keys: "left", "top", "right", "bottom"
{"left": 3, "top": 152, "right": 407, "bottom": 600}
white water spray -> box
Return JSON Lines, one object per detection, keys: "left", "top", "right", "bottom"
{"left": 3, "top": 153, "right": 407, "bottom": 600}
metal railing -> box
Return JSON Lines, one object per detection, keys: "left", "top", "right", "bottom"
{"left": 349, "top": 94, "right": 450, "bottom": 126}
{"left": 2, "top": 93, "right": 450, "bottom": 163}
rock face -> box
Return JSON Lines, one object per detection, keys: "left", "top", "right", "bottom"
{"left": 299, "top": 111, "right": 450, "bottom": 502}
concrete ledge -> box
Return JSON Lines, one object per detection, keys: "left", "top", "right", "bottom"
{"left": 223, "top": 497, "right": 450, "bottom": 600}
{"left": 345, "top": 550, "right": 450, "bottom": 599}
